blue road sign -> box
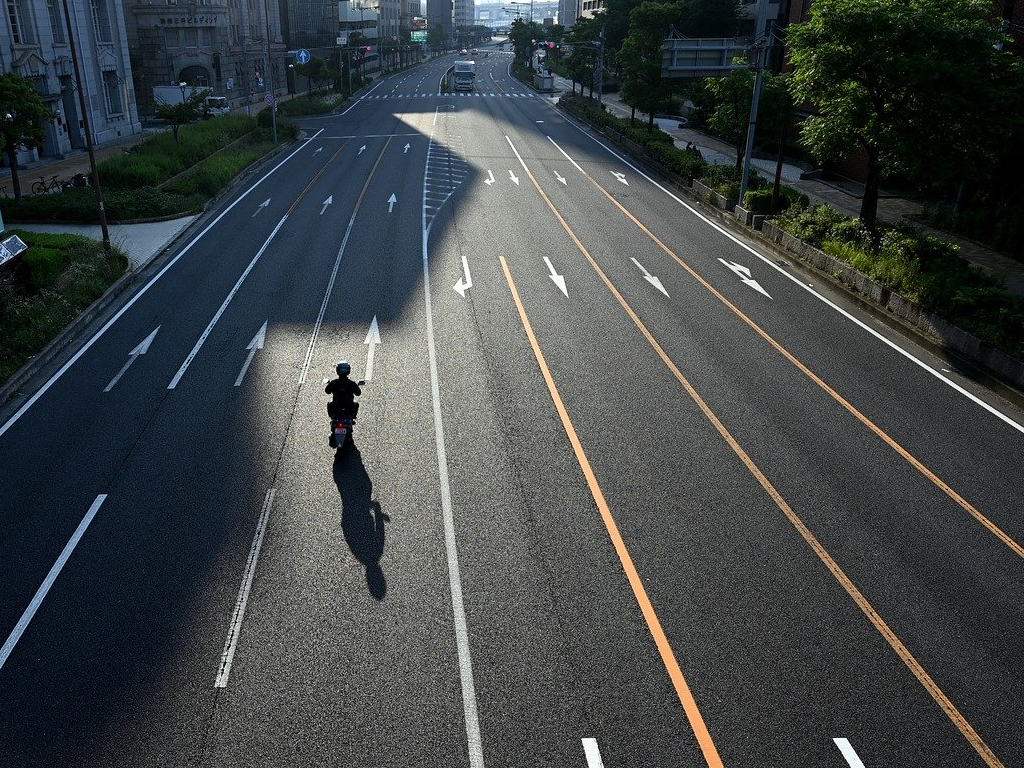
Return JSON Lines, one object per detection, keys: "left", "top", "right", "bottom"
{"left": 296, "top": 48, "right": 311, "bottom": 65}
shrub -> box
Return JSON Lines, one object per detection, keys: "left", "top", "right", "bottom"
{"left": 20, "top": 247, "right": 66, "bottom": 291}
{"left": 743, "top": 185, "right": 809, "bottom": 213}
{"left": 278, "top": 92, "right": 346, "bottom": 116}
{"left": 164, "top": 145, "right": 272, "bottom": 197}
{"left": 645, "top": 142, "right": 707, "bottom": 181}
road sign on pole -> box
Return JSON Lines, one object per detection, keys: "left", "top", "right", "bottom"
{"left": 264, "top": 93, "right": 275, "bottom": 106}
{"left": 296, "top": 48, "right": 311, "bottom": 64}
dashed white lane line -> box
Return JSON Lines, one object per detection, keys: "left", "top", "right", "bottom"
{"left": 0, "top": 494, "right": 107, "bottom": 672}
{"left": 215, "top": 488, "right": 276, "bottom": 688}
{"left": 582, "top": 738, "right": 605, "bottom": 768}
{"left": 834, "top": 738, "right": 866, "bottom": 768}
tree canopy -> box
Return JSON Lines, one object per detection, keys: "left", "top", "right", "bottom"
{"left": 618, "top": 2, "right": 681, "bottom": 129}
{"left": 787, "top": 0, "right": 1017, "bottom": 232}
{"left": 154, "top": 89, "right": 210, "bottom": 142}
{"left": 0, "top": 72, "right": 53, "bottom": 200}
{"left": 704, "top": 62, "right": 789, "bottom": 170}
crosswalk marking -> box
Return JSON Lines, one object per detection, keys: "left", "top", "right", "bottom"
{"left": 361, "top": 92, "right": 535, "bottom": 100}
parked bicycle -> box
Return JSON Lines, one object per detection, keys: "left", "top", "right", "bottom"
{"left": 31, "top": 174, "right": 64, "bottom": 195}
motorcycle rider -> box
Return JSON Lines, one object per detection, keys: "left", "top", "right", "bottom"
{"left": 326, "top": 360, "right": 361, "bottom": 419}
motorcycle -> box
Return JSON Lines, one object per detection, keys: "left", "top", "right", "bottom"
{"left": 328, "top": 380, "right": 365, "bottom": 450}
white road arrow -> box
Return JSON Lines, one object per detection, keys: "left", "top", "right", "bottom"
{"left": 104, "top": 326, "right": 159, "bottom": 392}
{"left": 234, "top": 321, "right": 267, "bottom": 387}
{"left": 508, "top": 170, "right": 520, "bottom": 186}
{"left": 320, "top": 195, "right": 333, "bottom": 215}
{"left": 554, "top": 170, "right": 567, "bottom": 185}
{"left": 453, "top": 253, "right": 472, "bottom": 297}
{"left": 358, "top": 144, "right": 367, "bottom": 154}
{"left": 252, "top": 198, "right": 270, "bottom": 217}
{"left": 718, "top": 258, "right": 773, "bottom": 298}
{"left": 363, "top": 316, "right": 381, "bottom": 381}
{"left": 314, "top": 147, "right": 323, "bottom": 154}
{"left": 630, "top": 258, "right": 669, "bottom": 297}
{"left": 543, "top": 257, "right": 568, "bottom": 297}
{"left": 387, "top": 193, "right": 397, "bottom": 212}
{"left": 404, "top": 143, "right": 411, "bottom": 154}
{"left": 611, "top": 171, "right": 629, "bottom": 186}
{"left": 484, "top": 170, "right": 496, "bottom": 185}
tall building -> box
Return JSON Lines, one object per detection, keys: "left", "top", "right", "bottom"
{"left": 558, "top": 0, "right": 580, "bottom": 28}
{"left": 426, "top": 0, "right": 453, "bottom": 39}
{"left": 124, "top": 0, "right": 288, "bottom": 116}
{"left": 0, "top": 0, "right": 142, "bottom": 164}
{"left": 282, "top": 0, "right": 340, "bottom": 48}
{"left": 453, "top": 0, "right": 474, "bottom": 34}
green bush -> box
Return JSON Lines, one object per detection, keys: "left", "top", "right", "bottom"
{"left": 743, "top": 185, "right": 809, "bottom": 213}
{"left": 0, "top": 230, "right": 128, "bottom": 384}
{"left": 696, "top": 164, "right": 766, "bottom": 199}
{"left": 644, "top": 141, "right": 708, "bottom": 181}
{"left": 164, "top": 144, "right": 273, "bottom": 197}
{"left": 20, "top": 247, "right": 66, "bottom": 291}
{"left": 278, "top": 91, "right": 347, "bottom": 116}
{"left": 256, "top": 111, "right": 300, "bottom": 141}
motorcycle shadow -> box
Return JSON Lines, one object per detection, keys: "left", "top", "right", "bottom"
{"left": 333, "top": 446, "right": 389, "bottom": 600}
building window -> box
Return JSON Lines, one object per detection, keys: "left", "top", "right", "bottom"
{"left": 184, "top": 27, "right": 198, "bottom": 47}
{"left": 47, "top": 0, "right": 66, "bottom": 43}
{"left": 103, "top": 70, "right": 124, "bottom": 114}
{"left": 6, "top": 0, "right": 34, "bottom": 44}
{"left": 90, "top": 0, "right": 112, "bottom": 43}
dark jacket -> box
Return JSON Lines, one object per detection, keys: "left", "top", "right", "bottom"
{"left": 325, "top": 376, "right": 361, "bottom": 416}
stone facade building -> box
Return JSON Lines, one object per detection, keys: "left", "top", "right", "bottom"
{"left": 124, "top": 0, "right": 288, "bottom": 116}
{"left": 0, "top": 0, "right": 142, "bottom": 165}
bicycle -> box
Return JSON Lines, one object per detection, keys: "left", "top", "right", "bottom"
{"left": 31, "top": 174, "right": 64, "bottom": 195}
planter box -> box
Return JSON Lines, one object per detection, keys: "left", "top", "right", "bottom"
{"left": 692, "top": 179, "right": 734, "bottom": 211}
{"left": 761, "top": 220, "right": 1024, "bottom": 389}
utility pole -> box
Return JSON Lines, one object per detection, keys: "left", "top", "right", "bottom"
{"left": 595, "top": 24, "right": 605, "bottom": 106}
{"left": 262, "top": 0, "right": 278, "bottom": 142}
{"left": 737, "top": 0, "right": 772, "bottom": 207}
{"left": 60, "top": 0, "right": 110, "bottom": 255}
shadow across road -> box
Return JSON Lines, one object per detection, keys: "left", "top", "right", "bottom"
{"left": 333, "top": 445, "right": 388, "bottom": 599}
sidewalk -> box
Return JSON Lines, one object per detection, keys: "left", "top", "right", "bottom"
{"left": 551, "top": 76, "right": 1024, "bottom": 296}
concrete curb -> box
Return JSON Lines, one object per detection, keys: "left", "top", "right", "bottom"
{"left": 553, "top": 98, "right": 1024, "bottom": 410}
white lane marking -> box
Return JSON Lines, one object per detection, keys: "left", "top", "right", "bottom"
{"left": 363, "top": 316, "right": 381, "bottom": 381}
{"left": 215, "top": 488, "right": 276, "bottom": 688}
{"left": 421, "top": 134, "right": 485, "bottom": 768}
{"left": 0, "top": 130, "right": 323, "bottom": 441}
{"left": 0, "top": 494, "right": 107, "bottom": 672}
{"left": 543, "top": 256, "right": 568, "bottom": 297}
{"left": 251, "top": 198, "right": 271, "bottom": 217}
{"left": 103, "top": 326, "right": 159, "bottom": 392}
{"left": 582, "top": 739, "right": 605, "bottom": 768}
{"left": 299, "top": 189, "right": 362, "bottom": 385}
{"left": 320, "top": 195, "right": 332, "bottom": 215}
{"left": 551, "top": 108, "right": 1024, "bottom": 435}
{"left": 454, "top": 253, "right": 473, "bottom": 297}
{"left": 387, "top": 192, "right": 398, "bottom": 212}
{"left": 718, "top": 258, "right": 772, "bottom": 299}
{"left": 234, "top": 320, "right": 267, "bottom": 387}
{"left": 834, "top": 738, "right": 866, "bottom": 768}
{"left": 484, "top": 170, "right": 496, "bottom": 185}
{"left": 168, "top": 216, "right": 287, "bottom": 389}
{"left": 630, "top": 257, "right": 670, "bottom": 297}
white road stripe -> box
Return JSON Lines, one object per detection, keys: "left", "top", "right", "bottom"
{"left": 552, "top": 104, "right": 1024, "bottom": 435}
{"left": 421, "top": 122, "right": 484, "bottom": 768}
{"left": 0, "top": 132, "right": 322, "bottom": 441}
{"left": 168, "top": 216, "right": 287, "bottom": 389}
{"left": 215, "top": 488, "right": 276, "bottom": 688}
{"left": 582, "top": 738, "right": 605, "bottom": 768}
{"left": 834, "top": 738, "right": 866, "bottom": 767}
{"left": 0, "top": 494, "right": 107, "bottom": 672}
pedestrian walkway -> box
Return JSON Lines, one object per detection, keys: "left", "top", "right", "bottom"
{"left": 550, "top": 76, "right": 1024, "bottom": 296}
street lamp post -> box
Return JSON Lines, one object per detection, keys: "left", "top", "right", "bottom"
{"left": 261, "top": 0, "right": 277, "bottom": 143}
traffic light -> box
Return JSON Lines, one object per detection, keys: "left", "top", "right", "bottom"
{"left": 365, "top": 45, "right": 371, "bottom": 52}
{"left": 548, "top": 42, "right": 554, "bottom": 49}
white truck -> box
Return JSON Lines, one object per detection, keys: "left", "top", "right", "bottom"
{"left": 153, "top": 85, "right": 231, "bottom": 116}
{"left": 452, "top": 60, "right": 475, "bottom": 91}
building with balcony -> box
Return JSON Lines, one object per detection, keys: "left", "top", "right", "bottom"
{"left": 0, "top": 0, "right": 142, "bottom": 165}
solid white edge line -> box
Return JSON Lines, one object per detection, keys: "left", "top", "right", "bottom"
{"left": 167, "top": 215, "right": 288, "bottom": 389}
{"left": 0, "top": 494, "right": 107, "bottom": 672}
{"left": 0, "top": 130, "right": 324, "bottom": 441}
{"left": 298, "top": 208, "right": 361, "bottom": 384}
{"left": 550, "top": 108, "right": 1024, "bottom": 435}
{"left": 215, "top": 488, "right": 276, "bottom": 689}
{"left": 833, "top": 738, "right": 867, "bottom": 768}
{"left": 582, "top": 738, "right": 605, "bottom": 768}
{"left": 421, "top": 115, "right": 484, "bottom": 768}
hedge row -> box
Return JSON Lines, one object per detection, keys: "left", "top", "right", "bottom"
{"left": 774, "top": 205, "right": 1024, "bottom": 357}
{"left": 0, "top": 230, "right": 129, "bottom": 384}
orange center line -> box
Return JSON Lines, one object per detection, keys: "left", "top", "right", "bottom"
{"left": 499, "top": 256, "right": 725, "bottom": 768}
{"left": 508, "top": 145, "right": 1005, "bottom": 768}
{"left": 571, "top": 151, "right": 1024, "bottom": 563}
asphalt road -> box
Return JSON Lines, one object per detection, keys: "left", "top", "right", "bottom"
{"left": 2, "top": 45, "right": 1024, "bottom": 768}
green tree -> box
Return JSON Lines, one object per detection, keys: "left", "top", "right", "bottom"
{"left": 787, "top": 0, "right": 1012, "bottom": 233}
{"left": 427, "top": 24, "right": 447, "bottom": 54}
{"left": 294, "top": 56, "right": 335, "bottom": 94}
{"left": 508, "top": 18, "right": 546, "bottom": 64}
{"left": 704, "top": 62, "right": 789, "bottom": 170}
{"left": 0, "top": 72, "right": 54, "bottom": 200}
{"left": 154, "top": 89, "right": 210, "bottom": 142}
{"left": 618, "top": 2, "right": 680, "bottom": 131}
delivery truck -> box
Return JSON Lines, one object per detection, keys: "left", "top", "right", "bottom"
{"left": 453, "top": 61, "right": 475, "bottom": 91}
